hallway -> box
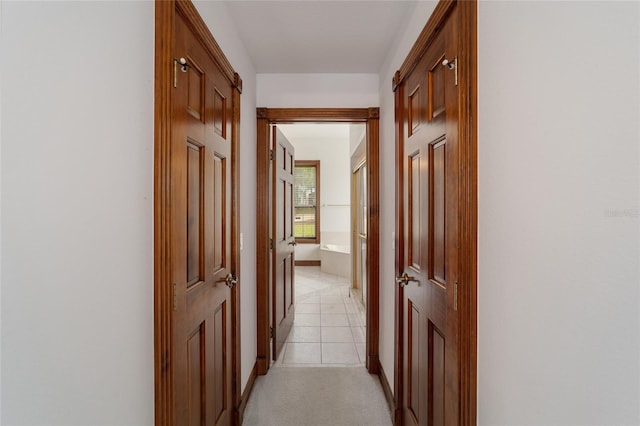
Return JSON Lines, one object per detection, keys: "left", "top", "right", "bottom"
{"left": 4, "top": 1, "right": 639, "bottom": 425}
{"left": 242, "top": 267, "right": 391, "bottom": 425}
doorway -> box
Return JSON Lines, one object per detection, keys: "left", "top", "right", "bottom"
{"left": 272, "top": 123, "right": 367, "bottom": 366}
{"left": 255, "top": 108, "right": 380, "bottom": 376}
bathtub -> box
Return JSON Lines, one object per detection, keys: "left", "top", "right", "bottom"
{"left": 320, "top": 244, "right": 351, "bottom": 279}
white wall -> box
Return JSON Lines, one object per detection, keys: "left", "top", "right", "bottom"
{"left": 193, "top": 0, "right": 258, "bottom": 395}
{"left": 0, "top": 4, "right": 4, "bottom": 421}
{"left": 0, "top": 3, "right": 4, "bottom": 421}
{"left": 376, "top": 0, "right": 438, "bottom": 391}
{"left": 257, "top": 73, "right": 378, "bottom": 108}
{"left": 349, "top": 124, "right": 366, "bottom": 157}
{"left": 1, "top": 2, "right": 154, "bottom": 424}
{"left": 478, "top": 1, "right": 640, "bottom": 424}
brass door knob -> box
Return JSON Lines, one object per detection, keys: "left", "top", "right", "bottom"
{"left": 395, "top": 272, "right": 417, "bottom": 287}
{"left": 225, "top": 273, "right": 238, "bottom": 288}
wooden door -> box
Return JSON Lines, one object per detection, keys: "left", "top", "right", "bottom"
{"left": 398, "top": 6, "right": 459, "bottom": 425}
{"left": 272, "top": 127, "right": 296, "bottom": 360}
{"left": 172, "top": 12, "right": 234, "bottom": 426}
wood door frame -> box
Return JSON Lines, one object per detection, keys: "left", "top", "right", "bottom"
{"left": 256, "top": 107, "right": 381, "bottom": 375}
{"left": 392, "top": 0, "right": 477, "bottom": 424}
{"left": 154, "top": 1, "right": 243, "bottom": 424}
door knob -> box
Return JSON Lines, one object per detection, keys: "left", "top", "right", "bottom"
{"left": 288, "top": 240, "right": 297, "bottom": 246}
{"left": 396, "top": 272, "right": 417, "bottom": 287}
{"left": 225, "top": 273, "right": 237, "bottom": 288}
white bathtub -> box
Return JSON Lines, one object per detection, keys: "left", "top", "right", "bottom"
{"left": 320, "top": 244, "right": 351, "bottom": 279}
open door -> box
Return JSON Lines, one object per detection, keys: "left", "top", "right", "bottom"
{"left": 154, "top": 1, "right": 243, "bottom": 424}
{"left": 395, "top": 4, "right": 461, "bottom": 425}
{"left": 271, "top": 127, "right": 296, "bottom": 360}
{"left": 170, "top": 9, "right": 237, "bottom": 426}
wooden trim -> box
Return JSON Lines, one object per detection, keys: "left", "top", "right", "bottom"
{"left": 393, "top": 78, "right": 404, "bottom": 426}
{"left": 237, "top": 362, "right": 258, "bottom": 426}
{"left": 378, "top": 361, "right": 395, "bottom": 422}
{"left": 255, "top": 114, "right": 271, "bottom": 375}
{"left": 256, "top": 107, "right": 381, "bottom": 376}
{"left": 154, "top": 1, "right": 175, "bottom": 424}
{"left": 392, "top": 0, "right": 456, "bottom": 91}
{"left": 259, "top": 108, "right": 372, "bottom": 122}
{"left": 365, "top": 110, "right": 380, "bottom": 375}
{"left": 294, "top": 160, "right": 320, "bottom": 244}
{"left": 295, "top": 260, "right": 321, "bottom": 267}
{"left": 392, "top": 1, "right": 477, "bottom": 424}
{"left": 175, "top": 0, "right": 236, "bottom": 85}
{"left": 230, "top": 64, "right": 242, "bottom": 426}
{"left": 154, "top": 1, "right": 242, "bottom": 424}
{"left": 458, "top": 1, "right": 478, "bottom": 423}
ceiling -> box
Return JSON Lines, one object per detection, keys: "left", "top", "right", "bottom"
{"left": 223, "top": 1, "right": 418, "bottom": 73}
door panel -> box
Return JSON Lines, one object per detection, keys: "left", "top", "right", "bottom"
{"left": 272, "top": 127, "right": 295, "bottom": 360}
{"left": 187, "top": 143, "right": 203, "bottom": 286}
{"left": 213, "top": 155, "right": 225, "bottom": 270}
{"left": 429, "top": 322, "right": 445, "bottom": 426}
{"left": 187, "top": 325, "right": 204, "bottom": 426}
{"left": 408, "top": 153, "right": 421, "bottom": 271}
{"left": 173, "top": 12, "right": 233, "bottom": 426}
{"left": 431, "top": 141, "right": 446, "bottom": 284}
{"left": 399, "top": 6, "right": 459, "bottom": 426}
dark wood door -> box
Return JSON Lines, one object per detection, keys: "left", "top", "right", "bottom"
{"left": 272, "top": 127, "right": 296, "bottom": 360}
{"left": 172, "top": 12, "right": 234, "bottom": 426}
{"left": 398, "top": 6, "right": 459, "bottom": 425}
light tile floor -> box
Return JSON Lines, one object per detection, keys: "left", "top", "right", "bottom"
{"left": 274, "top": 266, "right": 367, "bottom": 367}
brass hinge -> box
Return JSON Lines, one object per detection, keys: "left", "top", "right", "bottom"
{"left": 270, "top": 150, "right": 274, "bottom": 161}
{"left": 454, "top": 281, "right": 458, "bottom": 311}
{"left": 173, "top": 283, "right": 177, "bottom": 311}
{"left": 173, "top": 60, "right": 178, "bottom": 88}
{"left": 270, "top": 239, "right": 274, "bottom": 250}
{"left": 270, "top": 327, "right": 273, "bottom": 338}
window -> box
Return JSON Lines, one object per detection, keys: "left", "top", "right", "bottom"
{"left": 294, "top": 160, "right": 320, "bottom": 243}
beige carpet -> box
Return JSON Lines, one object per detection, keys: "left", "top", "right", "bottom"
{"left": 242, "top": 367, "right": 393, "bottom": 426}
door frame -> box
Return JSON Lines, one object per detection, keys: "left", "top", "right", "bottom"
{"left": 392, "top": 0, "right": 477, "bottom": 424}
{"left": 154, "top": 1, "right": 243, "bottom": 424}
{"left": 256, "top": 108, "right": 381, "bottom": 375}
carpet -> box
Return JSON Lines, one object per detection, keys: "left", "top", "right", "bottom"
{"left": 242, "top": 366, "right": 393, "bottom": 426}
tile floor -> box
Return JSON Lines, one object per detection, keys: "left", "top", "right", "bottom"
{"left": 274, "top": 266, "right": 367, "bottom": 367}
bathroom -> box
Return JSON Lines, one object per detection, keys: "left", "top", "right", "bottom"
{"left": 276, "top": 122, "right": 368, "bottom": 365}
